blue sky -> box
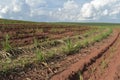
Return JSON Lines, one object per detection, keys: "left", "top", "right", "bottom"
{"left": 0, "top": 0, "right": 120, "bottom": 22}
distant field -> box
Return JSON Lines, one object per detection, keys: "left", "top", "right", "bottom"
{"left": 0, "top": 19, "right": 120, "bottom": 80}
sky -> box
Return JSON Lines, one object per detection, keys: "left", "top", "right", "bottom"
{"left": 0, "top": 0, "right": 120, "bottom": 23}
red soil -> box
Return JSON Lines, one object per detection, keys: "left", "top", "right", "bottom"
{"left": 51, "top": 29, "right": 120, "bottom": 80}
{"left": 82, "top": 29, "right": 120, "bottom": 80}
{"left": 0, "top": 29, "right": 117, "bottom": 80}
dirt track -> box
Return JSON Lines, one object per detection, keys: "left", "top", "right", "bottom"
{"left": 51, "top": 29, "right": 120, "bottom": 80}
{"left": 82, "top": 29, "right": 120, "bottom": 80}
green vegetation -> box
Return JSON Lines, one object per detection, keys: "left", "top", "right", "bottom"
{"left": 61, "top": 28, "right": 112, "bottom": 55}
{"left": 63, "top": 38, "right": 79, "bottom": 55}
{"left": 50, "top": 28, "right": 65, "bottom": 33}
{"left": 34, "top": 38, "right": 45, "bottom": 61}
{"left": 93, "top": 28, "right": 112, "bottom": 42}
{"left": 53, "top": 22, "right": 120, "bottom": 27}
{"left": 2, "top": 34, "right": 12, "bottom": 52}
{"left": 0, "top": 27, "right": 112, "bottom": 73}
{"left": 0, "top": 19, "right": 37, "bottom": 24}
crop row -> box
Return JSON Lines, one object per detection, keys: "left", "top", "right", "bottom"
{"left": 0, "top": 27, "right": 111, "bottom": 73}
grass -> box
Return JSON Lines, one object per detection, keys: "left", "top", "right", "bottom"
{"left": 61, "top": 28, "right": 112, "bottom": 55}
{"left": 50, "top": 28, "right": 65, "bottom": 33}
{"left": 0, "top": 26, "right": 113, "bottom": 74}
{"left": 101, "top": 60, "right": 108, "bottom": 69}
{"left": 63, "top": 38, "right": 75, "bottom": 55}
{"left": 79, "top": 71, "right": 83, "bottom": 80}
{"left": 89, "top": 28, "right": 112, "bottom": 43}
{"left": 2, "top": 34, "right": 12, "bottom": 52}
{"left": 100, "top": 59, "right": 108, "bottom": 75}
{"left": 35, "top": 28, "right": 43, "bottom": 33}
{"left": 34, "top": 38, "right": 45, "bottom": 61}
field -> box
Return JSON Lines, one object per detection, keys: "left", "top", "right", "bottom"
{"left": 0, "top": 19, "right": 120, "bottom": 80}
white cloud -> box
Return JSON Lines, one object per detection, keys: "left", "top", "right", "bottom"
{"left": 0, "top": 6, "right": 9, "bottom": 14}
{"left": 80, "top": 3, "right": 95, "bottom": 18}
{"left": 12, "top": 1, "right": 22, "bottom": 13}
{"left": 102, "top": 9, "right": 108, "bottom": 16}
{"left": 25, "top": 0, "right": 47, "bottom": 17}
{"left": 30, "top": 8, "right": 47, "bottom": 17}
{"left": 110, "top": 4, "right": 120, "bottom": 16}
{"left": 78, "top": 0, "right": 120, "bottom": 20}
{"left": 49, "top": 0, "right": 120, "bottom": 22}
{"left": 91, "top": 0, "right": 109, "bottom": 10}
{"left": 25, "top": 0, "right": 46, "bottom": 8}
{"left": 50, "top": 0, "right": 80, "bottom": 21}
{"left": 63, "top": 0, "right": 78, "bottom": 10}
{"left": 0, "top": 0, "right": 24, "bottom": 15}
{"left": 0, "top": 0, "right": 120, "bottom": 22}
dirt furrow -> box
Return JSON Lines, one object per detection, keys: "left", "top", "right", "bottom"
{"left": 50, "top": 30, "right": 119, "bottom": 80}
{"left": 82, "top": 30, "right": 120, "bottom": 80}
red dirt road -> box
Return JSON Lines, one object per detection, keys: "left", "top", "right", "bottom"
{"left": 51, "top": 29, "right": 120, "bottom": 80}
